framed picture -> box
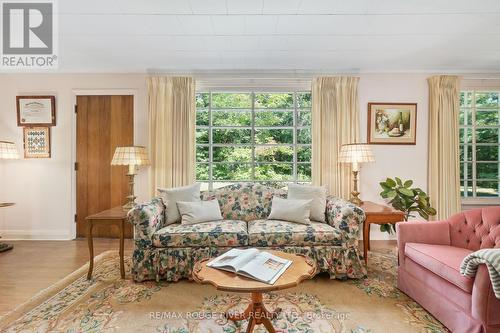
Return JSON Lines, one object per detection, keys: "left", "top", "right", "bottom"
{"left": 23, "top": 127, "right": 51, "bottom": 158}
{"left": 368, "top": 103, "right": 417, "bottom": 145}
{"left": 17, "top": 96, "right": 56, "bottom": 126}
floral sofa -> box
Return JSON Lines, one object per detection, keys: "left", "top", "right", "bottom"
{"left": 128, "top": 183, "right": 367, "bottom": 282}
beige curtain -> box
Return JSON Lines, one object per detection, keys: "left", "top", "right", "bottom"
{"left": 312, "top": 76, "right": 360, "bottom": 198}
{"left": 147, "top": 76, "right": 196, "bottom": 196}
{"left": 428, "top": 75, "right": 461, "bottom": 219}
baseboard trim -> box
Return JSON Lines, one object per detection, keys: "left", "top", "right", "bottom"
{"left": 0, "top": 229, "right": 73, "bottom": 240}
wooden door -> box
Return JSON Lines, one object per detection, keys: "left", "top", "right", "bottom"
{"left": 76, "top": 95, "right": 134, "bottom": 238}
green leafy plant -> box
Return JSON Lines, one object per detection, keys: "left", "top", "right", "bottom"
{"left": 379, "top": 177, "right": 437, "bottom": 234}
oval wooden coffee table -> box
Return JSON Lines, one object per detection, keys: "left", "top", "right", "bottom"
{"left": 193, "top": 250, "right": 316, "bottom": 333}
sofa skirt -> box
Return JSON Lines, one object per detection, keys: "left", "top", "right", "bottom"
{"left": 131, "top": 245, "right": 367, "bottom": 282}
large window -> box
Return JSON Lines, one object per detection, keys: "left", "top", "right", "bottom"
{"left": 196, "top": 92, "right": 312, "bottom": 191}
{"left": 460, "top": 91, "right": 500, "bottom": 198}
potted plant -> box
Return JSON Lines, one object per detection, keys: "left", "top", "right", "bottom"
{"left": 379, "top": 177, "right": 437, "bottom": 234}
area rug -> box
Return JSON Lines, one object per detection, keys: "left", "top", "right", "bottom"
{"left": 0, "top": 248, "right": 449, "bottom": 333}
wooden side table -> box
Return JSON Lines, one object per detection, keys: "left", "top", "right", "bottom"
{"left": 360, "top": 201, "right": 405, "bottom": 264}
{"left": 85, "top": 207, "right": 128, "bottom": 279}
{"left": 0, "top": 203, "right": 15, "bottom": 253}
{"left": 193, "top": 251, "right": 316, "bottom": 333}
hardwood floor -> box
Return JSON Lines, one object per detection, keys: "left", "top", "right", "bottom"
{"left": 0, "top": 239, "right": 396, "bottom": 317}
{"left": 0, "top": 238, "right": 133, "bottom": 316}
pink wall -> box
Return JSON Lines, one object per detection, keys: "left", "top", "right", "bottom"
{"left": 0, "top": 74, "right": 149, "bottom": 239}
{"left": 1, "top": 73, "right": 487, "bottom": 240}
{"left": 358, "top": 74, "right": 430, "bottom": 240}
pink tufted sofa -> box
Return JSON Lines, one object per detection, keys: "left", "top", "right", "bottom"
{"left": 397, "top": 207, "right": 500, "bottom": 333}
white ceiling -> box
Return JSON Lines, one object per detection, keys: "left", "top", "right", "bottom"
{"left": 53, "top": 0, "right": 500, "bottom": 73}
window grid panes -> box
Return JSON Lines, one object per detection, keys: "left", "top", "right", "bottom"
{"left": 196, "top": 92, "right": 312, "bottom": 191}
{"left": 460, "top": 91, "right": 500, "bottom": 198}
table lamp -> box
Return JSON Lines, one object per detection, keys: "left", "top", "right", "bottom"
{"left": 0, "top": 141, "right": 19, "bottom": 252}
{"left": 111, "top": 146, "right": 150, "bottom": 210}
{"left": 338, "top": 143, "right": 375, "bottom": 205}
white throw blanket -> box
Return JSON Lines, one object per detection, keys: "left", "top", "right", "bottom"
{"left": 460, "top": 248, "right": 500, "bottom": 299}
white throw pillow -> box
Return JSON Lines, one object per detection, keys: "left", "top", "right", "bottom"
{"left": 287, "top": 183, "right": 327, "bottom": 223}
{"left": 268, "top": 197, "right": 312, "bottom": 225}
{"left": 157, "top": 183, "right": 201, "bottom": 225}
{"left": 177, "top": 199, "right": 223, "bottom": 225}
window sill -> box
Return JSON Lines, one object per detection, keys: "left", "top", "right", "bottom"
{"left": 461, "top": 198, "right": 500, "bottom": 207}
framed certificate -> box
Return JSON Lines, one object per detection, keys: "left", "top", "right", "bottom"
{"left": 17, "top": 96, "right": 56, "bottom": 126}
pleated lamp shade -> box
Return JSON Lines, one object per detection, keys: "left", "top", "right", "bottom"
{"left": 339, "top": 144, "right": 375, "bottom": 165}
{"left": 111, "top": 146, "right": 150, "bottom": 166}
{"left": 0, "top": 141, "right": 19, "bottom": 159}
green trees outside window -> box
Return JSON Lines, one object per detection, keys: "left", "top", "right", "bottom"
{"left": 460, "top": 91, "right": 500, "bottom": 198}
{"left": 196, "top": 92, "right": 312, "bottom": 190}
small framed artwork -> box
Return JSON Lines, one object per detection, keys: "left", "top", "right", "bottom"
{"left": 17, "top": 96, "right": 56, "bottom": 126}
{"left": 368, "top": 103, "right": 417, "bottom": 145}
{"left": 23, "top": 127, "right": 51, "bottom": 158}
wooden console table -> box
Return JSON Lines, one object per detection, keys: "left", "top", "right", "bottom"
{"left": 86, "top": 207, "right": 127, "bottom": 279}
{"left": 360, "top": 201, "right": 405, "bottom": 264}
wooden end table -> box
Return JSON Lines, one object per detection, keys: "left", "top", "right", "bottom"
{"left": 193, "top": 251, "right": 316, "bottom": 333}
{"left": 360, "top": 201, "right": 405, "bottom": 264}
{"left": 85, "top": 207, "right": 128, "bottom": 279}
{"left": 0, "top": 203, "right": 15, "bottom": 253}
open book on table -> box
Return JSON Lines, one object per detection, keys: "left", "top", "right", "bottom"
{"left": 207, "top": 248, "right": 292, "bottom": 285}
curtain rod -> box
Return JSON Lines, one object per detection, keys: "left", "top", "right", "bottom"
{"left": 462, "top": 77, "right": 500, "bottom": 80}
{"left": 147, "top": 69, "right": 500, "bottom": 81}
